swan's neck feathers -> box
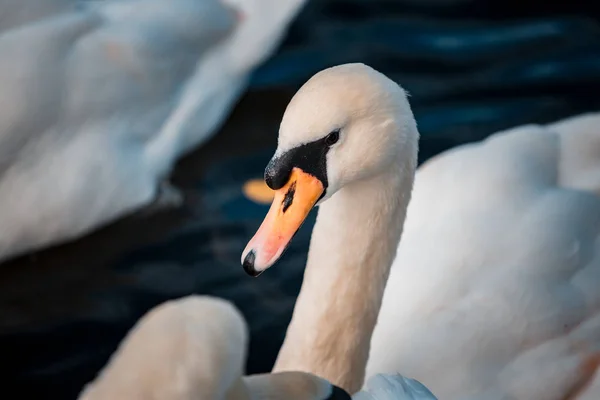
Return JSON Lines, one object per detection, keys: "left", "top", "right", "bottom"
{"left": 274, "top": 153, "right": 415, "bottom": 393}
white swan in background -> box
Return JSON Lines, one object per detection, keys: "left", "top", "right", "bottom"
{"left": 240, "top": 64, "right": 600, "bottom": 399}
{"left": 366, "top": 112, "right": 600, "bottom": 400}
{"left": 0, "top": 0, "right": 306, "bottom": 263}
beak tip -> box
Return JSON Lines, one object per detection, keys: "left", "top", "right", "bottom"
{"left": 242, "top": 249, "right": 263, "bottom": 277}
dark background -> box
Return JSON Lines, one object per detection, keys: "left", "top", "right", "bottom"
{"left": 1, "top": 0, "right": 599, "bottom": 397}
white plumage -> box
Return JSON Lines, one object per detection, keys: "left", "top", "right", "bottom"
{"left": 78, "top": 295, "right": 352, "bottom": 400}
{"left": 367, "top": 112, "right": 600, "bottom": 400}
{"left": 0, "top": 0, "right": 305, "bottom": 263}
{"left": 77, "top": 62, "right": 600, "bottom": 400}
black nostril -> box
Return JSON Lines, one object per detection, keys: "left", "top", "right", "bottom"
{"left": 264, "top": 155, "right": 292, "bottom": 190}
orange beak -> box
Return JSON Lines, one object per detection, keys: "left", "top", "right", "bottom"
{"left": 241, "top": 168, "right": 324, "bottom": 276}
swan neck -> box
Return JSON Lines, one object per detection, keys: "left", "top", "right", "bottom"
{"left": 273, "top": 157, "right": 414, "bottom": 393}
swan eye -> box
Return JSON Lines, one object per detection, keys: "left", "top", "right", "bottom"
{"left": 324, "top": 130, "right": 340, "bottom": 146}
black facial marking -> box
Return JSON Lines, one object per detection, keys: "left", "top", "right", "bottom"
{"left": 242, "top": 250, "right": 262, "bottom": 277}
{"left": 325, "top": 385, "right": 352, "bottom": 400}
{"left": 282, "top": 181, "right": 296, "bottom": 213}
{"left": 264, "top": 133, "right": 336, "bottom": 194}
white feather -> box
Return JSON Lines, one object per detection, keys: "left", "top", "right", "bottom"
{"left": 0, "top": 0, "right": 306, "bottom": 263}
{"left": 367, "top": 112, "right": 600, "bottom": 400}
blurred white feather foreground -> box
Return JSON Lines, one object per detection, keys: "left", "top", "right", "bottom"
{"left": 0, "top": 0, "right": 306, "bottom": 263}
{"left": 78, "top": 295, "right": 354, "bottom": 400}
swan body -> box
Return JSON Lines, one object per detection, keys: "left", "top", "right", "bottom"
{"left": 78, "top": 296, "right": 250, "bottom": 400}
{"left": 0, "top": 0, "right": 305, "bottom": 263}
{"left": 366, "top": 113, "right": 600, "bottom": 400}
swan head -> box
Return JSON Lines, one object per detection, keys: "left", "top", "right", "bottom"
{"left": 241, "top": 63, "right": 418, "bottom": 276}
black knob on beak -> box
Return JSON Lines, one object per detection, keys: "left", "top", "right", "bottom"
{"left": 264, "top": 155, "right": 293, "bottom": 190}
{"left": 264, "top": 140, "right": 329, "bottom": 192}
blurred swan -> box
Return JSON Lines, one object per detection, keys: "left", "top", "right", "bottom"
{"left": 366, "top": 112, "right": 600, "bottom": 400}
{"left": 77, "top": 295, "right": 352, "bottom": 400}
{"left": 0, "top": 0, "right": 306, "bottom": 263}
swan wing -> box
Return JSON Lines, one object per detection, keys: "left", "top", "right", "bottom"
{"left": 472, "top": 311, "right": 600, "bottom": 400}
{"left": 367, "top": 112, "right": 600, "bottom": 399}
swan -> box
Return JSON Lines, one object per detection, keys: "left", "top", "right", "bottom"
{"left": 240, "top": 63, "right": 600, "bottom": 399}
{"left": 77, "top": 294, "right": 376, "bottom": 400}
{"left": 241, "top": 63, "right": 423, "bottom": 394}
{"left": 0, "top": 0, "right": 306, "bottom": 264}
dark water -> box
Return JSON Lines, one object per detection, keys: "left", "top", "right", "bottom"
{"left": 253, "top": 0, "right": 600, "bottom": 161}
{"left": 1, "top": 0, "right": 599, "bottom": 398}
